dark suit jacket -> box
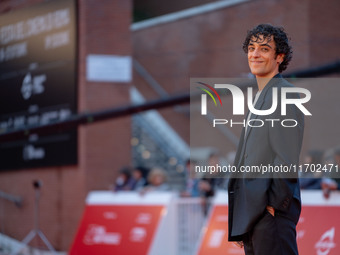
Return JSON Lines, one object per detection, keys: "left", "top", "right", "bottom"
{"left": 228, "top": 74, "right": 304, "bottom": 241}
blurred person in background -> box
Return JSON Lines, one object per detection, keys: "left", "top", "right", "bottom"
{"left": 199, "top": 153, "right": 227, "bottom": 215}
{"left": 181, "top": 159, "right": 200, "bottom": 197}
{"left": 131, "top": 166, "right": 149, "bottom": 191}
{"left": 199, "top": 153, "right": 227, "bottom": 197}
{"left": 299, "top": 150, "right": 323, "bottom": 189}
{"left": 321, "top": 148, "right": 340, "bottom": 198}
{"left": 111, "top": 166, "right": 134, "bottom": 191}
{"left": 141, "top": 167, "right": 170, "bottom": 193}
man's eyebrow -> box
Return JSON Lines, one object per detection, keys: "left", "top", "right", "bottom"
{"left": 248, "top": 42, "right": 272, "bottom": 49}
{"left": 259, "top": 43, "right": 272, "bottom": 48}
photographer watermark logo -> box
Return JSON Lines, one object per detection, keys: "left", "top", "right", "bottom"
{"left": 197, "top": 82, "right": 311, "bottom": 128}
{"left": 196, "top": 82, "right": 222, "bottom": 115}
{"left": 199, "top": 83, "right": 311, "bottom": 116}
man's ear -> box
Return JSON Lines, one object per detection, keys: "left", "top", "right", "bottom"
{"left": 276, "top": 53, "right": 285, "bottom": 64}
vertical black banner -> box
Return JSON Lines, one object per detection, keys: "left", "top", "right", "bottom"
{"left": 0, "top": 0, "right": 77, "bottom": 170}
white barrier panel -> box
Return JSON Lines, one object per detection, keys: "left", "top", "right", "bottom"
{"left": 176, "top": 197, "right": 206, "bottom": 255}
{"left": 195, "top": 190, "right": 340, "bottom": 255}
{"left": 69, "top": 191, "right": 177, "bottom": 255}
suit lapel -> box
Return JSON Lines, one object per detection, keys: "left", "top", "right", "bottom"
{"left": 230, "top": 126, "right": 246, "bottom": 178}
{"left": 244, "top": 74, "right": 283, "bottom": 143}
{"left": 244, "top": 89, "right": 268, "bottom": 143}
{"left": 235, "top": 74, "right": 283, "bottom": 169}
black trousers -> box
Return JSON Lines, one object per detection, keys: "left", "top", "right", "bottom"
{"left": 243, "top": 211, "right": 299, "bottom": 255}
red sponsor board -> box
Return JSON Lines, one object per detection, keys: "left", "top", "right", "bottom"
{"left": 70, "top": 201, "right": 165, "bottom": 255}
{"left": 297, "top": 207, "right": 339, "bottom": 255}
{"left": 197, "top": 191, "right": 340, "bottom": 255}
{"left": 197, "top": 205, "right": 244, "bottom": 255}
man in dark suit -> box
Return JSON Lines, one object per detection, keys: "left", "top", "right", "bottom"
{"left": 228, "top": 24, "right": 304, "bottom": 255}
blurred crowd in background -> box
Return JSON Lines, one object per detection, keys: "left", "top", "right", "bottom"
{"left": 110, "top": 146, "right": 340, "bottom": 216}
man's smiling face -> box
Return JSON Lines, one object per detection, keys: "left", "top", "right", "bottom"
{"left": 247, "top": 35, "right": 284, "bottom": 79}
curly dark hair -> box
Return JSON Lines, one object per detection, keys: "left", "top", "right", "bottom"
{"left": 243, "top": 24, "right": 292, "bottom": 73}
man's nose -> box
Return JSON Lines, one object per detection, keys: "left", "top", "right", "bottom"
{"left": 252, "top": 48, "right": 261, "bottom": 57}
